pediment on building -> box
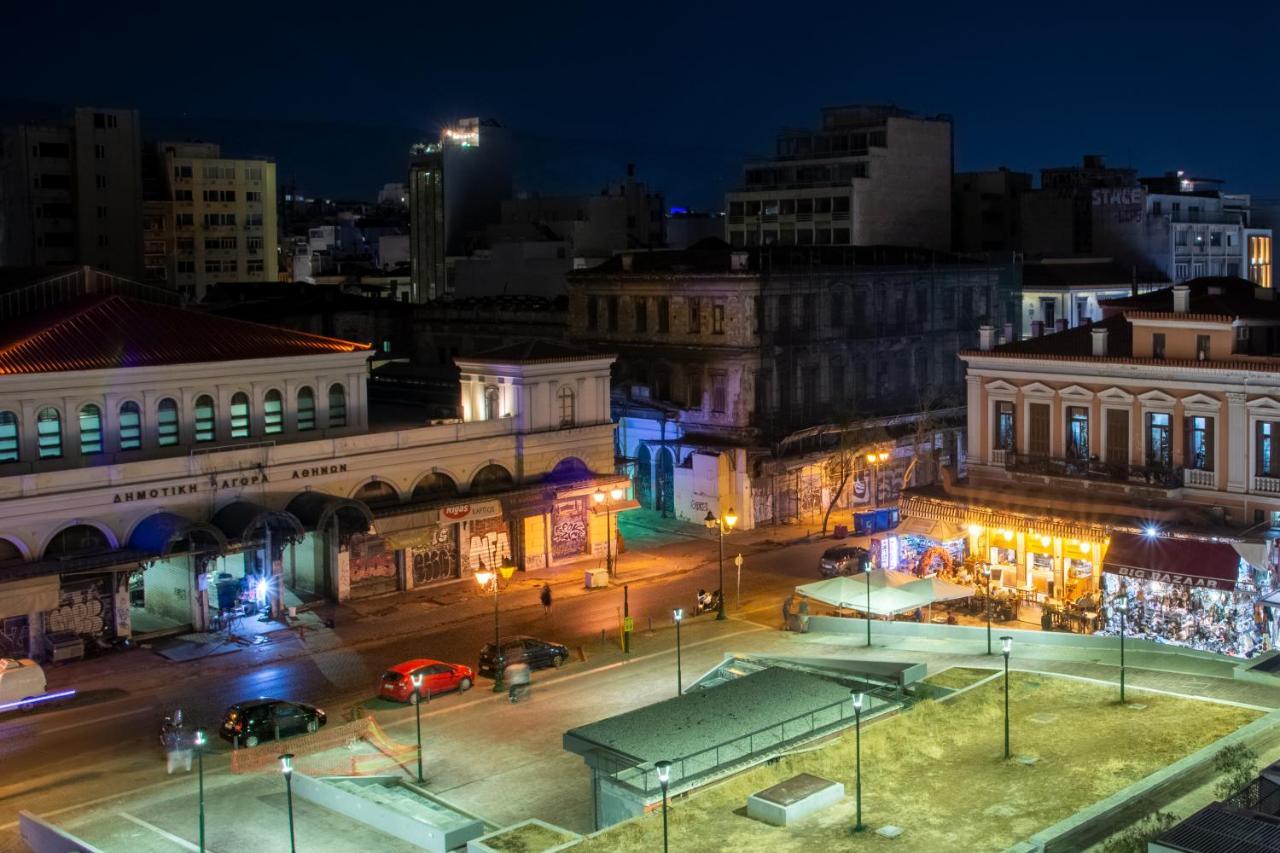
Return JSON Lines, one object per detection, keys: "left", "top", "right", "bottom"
{"left": 1021, "top": 382, "right": 1055, "bottom": 397}
{"left": 1138, "top": 389, "right": 1177, "bottom": 407}
{"left": 984, "top": 380, "right": 1018, "bottom": 395}
{"left": 1059, "top": 384, "right": 1094, "bottom": 401}
{"left": 1098, "top": 387, "right": 1135, "bottom": 404}
{"left": 1180, "top": 393, "right": 1222, "bottom": 411}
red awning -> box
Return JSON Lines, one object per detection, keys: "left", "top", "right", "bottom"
{"left": 1102, "top": 532, "right": 1242, "bottom": 591}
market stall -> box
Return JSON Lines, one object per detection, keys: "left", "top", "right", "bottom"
{"left": 1098, "top": 532, "right": 1274, "bottom": 658}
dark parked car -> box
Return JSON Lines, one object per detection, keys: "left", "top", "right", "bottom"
{"left": 219, "top": 699, "right": 326, "bottom": 748}
{"left": 478, "top": 636, "right": 569, "bottom": 678}
{"left": 819, "top": 545, "right": 871, "bottom": 577}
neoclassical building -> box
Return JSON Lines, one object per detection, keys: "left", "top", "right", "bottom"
{"left": 0, "top": 270, "right": 622, "bottom": 658}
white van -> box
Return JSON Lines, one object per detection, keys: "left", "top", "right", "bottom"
{"left": 0, "top": 658, "right": 47, "bottom": 708}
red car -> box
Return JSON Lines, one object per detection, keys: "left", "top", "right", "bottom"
{"left": 380, "top": 659, "right": 473, "bottom": 704}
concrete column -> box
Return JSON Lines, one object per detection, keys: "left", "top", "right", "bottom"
{"left": 1227, "top": 391, "right": 1248, "bottom": 493}
{"left": 965, "top": 375, "right": 981, "bottom": 464}
{"left": 1014, "top": 532, "right": 1027, "bottom": 586}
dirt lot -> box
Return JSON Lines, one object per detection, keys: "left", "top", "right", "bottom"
{"left": 576, "top": 671, "right": 1260, "bottom": 853}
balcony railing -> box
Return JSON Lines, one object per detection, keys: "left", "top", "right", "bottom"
{"left": 1255, "top": 476, "right": 1280, "bottom": 495}
{"left": 1005, "top": 453, "right": 1183, "bottom": 488}
{"left": 1183, "top": 468, "right": 1217, "bottom": 490}
{"left": 990, "top": 448, "right": 1008, "bottom": 467}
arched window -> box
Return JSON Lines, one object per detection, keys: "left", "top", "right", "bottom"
{"left": 484, "top": 385, "right": 500, "bottom": 420}
{"left": 36, "top": 407, "right": 62, "bottom": 459}
{"left": 0, "top": 411, "right": 18, "bottom": 462}
{"left": 353, "top": 479, "right": 398, "bottom": 507}
{"left": 557, "top": 386, "right": 576, "bottom": 427}
{"left": 119, "top": 401, "right": 142, "bottom": 450}
{"left": 44, "top": 524, "right": 110, "bottom": 558}
{"left": 412, "top": 472, "right": 459, "bottom": 501}
{"left": 230, "top": 392, "right": 251, "bottom": 438}
{"left": 157, "top": 398, "right": 180, "bottom": 446}
{"left": 79, "top": 404, "right": 103, "bottom": 455}
{"left": 296, "top": 387, "right": 316, "bottom": 431}
{"left": 470, "top": 464, "right": 514, "bottom": 495}
{"left": 263, "top": 389, "right": 283, "bottom": 435}
{"left": 329, "top": 384, "right": 347, "bottom": 427}
{"left": 194, "top": 395, "right": 216, "bottom": 442}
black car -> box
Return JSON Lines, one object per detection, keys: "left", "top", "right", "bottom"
{"left": 478, "top": 635, "right": 569, "bottom": 678}
{"left": 219, "top": 699, "right": 326, "bottom": 748}
{"left": 819, "top": 545, "right": 871, "bottom": 577}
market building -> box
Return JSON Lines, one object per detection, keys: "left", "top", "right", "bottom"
{"left": 0, "top": 269, "right": 624, "bottom": 660}
{"left": 900, "top": 276, "right": 1280, "bottom": 657}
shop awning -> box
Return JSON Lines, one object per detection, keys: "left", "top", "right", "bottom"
{"left": 211, "top": 501, "right": 304, "bottom": 545}
{"left": 127, "top": 512, "right": 227, "bottom": 556}
{"left": 1102, "top": 532, "right": 1242, "bottom": 591}
{"left": 590, "top": 499, "right": 642, "bottom": 515}
{"left": 897, "top": 517, "right": 964, "bottom": 542}
{"left": 0, "top": 575, "right": 59, "bottom": 619}
{"left": 286, "top": 492, "right": 373, "bottom": 537}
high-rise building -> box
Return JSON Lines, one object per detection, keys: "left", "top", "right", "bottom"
{"left": 952, "top": 168, "right": 1032, "bottom": 254}
{"left": 726, "top": 105, "right": 953, "bottom": 252}
{"left": 408, "top": 118, "right": 513, "bottom": 302}
{"left": 0, "top": 107, "right": 143, "bottom": 276}
{"left": 142, "top": 141, "right": 278, "bottom": 300}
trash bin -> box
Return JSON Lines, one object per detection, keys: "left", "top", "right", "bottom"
{"left": 584, "top": 568, "right": 610, "bottom": 589}
{"left": 853, "top": 512, "right": 874, "bottom": 536}
{"left": 833, "top": 524, "right": 848, "bottom": 540}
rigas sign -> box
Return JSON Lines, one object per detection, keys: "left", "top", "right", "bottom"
{"left": 112, "top": 463, "right": 350, "bottom": 504}
{"left": 440, "top": 500, "right": 501, "bottom": 523}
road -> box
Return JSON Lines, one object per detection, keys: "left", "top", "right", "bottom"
{"left": 0, "top": 533, "right": 833, "bottom": 844}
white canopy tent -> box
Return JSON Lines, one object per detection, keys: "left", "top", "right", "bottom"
{"left": 796, "top": 569, "right": 974, "bottom": 617}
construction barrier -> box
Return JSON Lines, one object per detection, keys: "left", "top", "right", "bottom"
{"left": 229, "top": 718, "right": 371, "bottom": 774}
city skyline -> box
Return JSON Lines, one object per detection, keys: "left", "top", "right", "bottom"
{"left": 6, "top": 0, "right": 1280, "bottom": 204}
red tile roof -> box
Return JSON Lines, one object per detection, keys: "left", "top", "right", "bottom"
{"left": 0, "top": 295, "right": 370, "bottom": 375}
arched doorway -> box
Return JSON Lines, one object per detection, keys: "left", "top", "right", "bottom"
{"left": 412, "top": 472, "right": 459, "bottom": 502}
{"left": 635, "top": 445, "right": 653, "bottom": 509}
{"left": 546, "top": 457, "right": 592, "bottom": 484}
{"left": 44, "top": 524, "right": 112, "bottom": 558}
{"left": 353, "top": 480, "right": 400, "bottom": 508}
{"left": 657, "top": 448, "right": 675, "bottom": 518}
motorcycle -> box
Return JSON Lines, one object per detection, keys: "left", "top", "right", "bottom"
{"left": 694, "top": 588, "right": 723, "bottom": 616}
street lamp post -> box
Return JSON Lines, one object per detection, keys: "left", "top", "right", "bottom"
{"left": 864, "top": 556, "right": 872, "bottom": 647}
{"left": 476, "top": 559, "right": 517, "bottom": 693}
{"left": 851, "top": 691, "right": 866, "bottom": 833}
{"left": 673, "top": 608, "right": 683, "bottom": 695}
{"left": 656, "top": 759, "right": 672, "bottom": 853}
{"left": 1000, "top": 636, "right": 1013, "bottom": 760}
{"left": 593, "top": 486, "right": 625, "bottom": 577}
{"left": 411, "top": 672, "right": 425, "bottom": 783}
{"left": 704, "top": 508, "right": 737, "bottom": 621}
{"left": 194, "top": 729, "right": 206, "bottom": 852}
{"left": 279, "top": 753, "right": 297, "bottom": 853}
{"left": 865, "top": 450, "right": 889, "bottom": 509}
{"left": 1116, "top": 589, "right": 1127, "bottom": 704}
{"left": 984, "top": 564, "right": 993, "bottom": 655}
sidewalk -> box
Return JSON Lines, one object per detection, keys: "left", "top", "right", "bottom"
{"left": 38, "top": 513, "right": 826, "bottom": 705}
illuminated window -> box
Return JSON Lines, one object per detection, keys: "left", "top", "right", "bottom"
{"left": 297, "top": 387, "right": 315, "bottom": 431}
{"left": 157, "top": 398, "right": 179, "bottom": 446}
{"left": 0, "top": 411, "right": 18, "bottom": 462}
{"left": 263, "top": 390, "right": 283, "bottom": 435}
{"left": 230, "top": 392, "right": 251, "bottom": 438}
{"left": 78, "top": 404, "right": 103, "bottom": 455}
{"left": 118, "top": 402, "right": 141, "bottom": 450}
{"left": 1066, "top": 407, "right": 1089, "bottom": 461}
{"left": 194, "top": 395, "right": 215, "bottom": 443}
{"left": 1147, "top": 413, "right": 1172, "bottom": 469}
{"left": 1187, "top": 416, "right": 1213, "bottom": 471}
{"left": 37, "top": 407, "right": 62, "bottom": 459}
{"left": 994, "top": 401, "right": 1015, "bottom": 450}
{"left": 329, "top": 384, "right": 347, "bottom": 427}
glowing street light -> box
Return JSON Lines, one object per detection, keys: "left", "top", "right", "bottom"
{"left": 476, "top": 558, "right": 517, "bottom": 692}
{"left": 672, "top": 608, "right": 684, "bottom": 695}
{"left": 194, "top": 729, "right": 206, "bottom": 852}
{"left": 864, "top": 450, "right": 890, "bottom": 508}
{"left": 704, "top": 509, "right": 737, "bottom": 621}
{"left": 851, "top": 691, "right": 866, "bottom": 832}
{"left": 593, "top": 485, "right": 627, "bottom": 578}
{"left": 656, "top": 759, "right": 673, "bottom": 853}
{"left": 279, "top": 753, "right": 297, "bottom": 853}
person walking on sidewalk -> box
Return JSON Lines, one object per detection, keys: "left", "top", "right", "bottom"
{"left": 540, "top": 582, "right": 553, "bottom": 615}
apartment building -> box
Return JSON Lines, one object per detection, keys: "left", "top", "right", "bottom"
{"left": 726, "top": 105, "right": 953, "bottom": 252}
{"left": 0, "top": 107, "right": 143, "bottom": 276}
{"left": 142, "top": 141, "right": 278, "bottom": 300}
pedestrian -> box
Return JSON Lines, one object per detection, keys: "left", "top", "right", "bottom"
{"left": 798, "top": 600, "right": 810, "bottom": 634}
{"left": 782, "top": 595, "right": 794, "bottom": 631}
{"left": 540, "top": 582, "right": 552, "bottom": 615}
{"left": 616, "top": 529, "right": 625, "bottom": 555}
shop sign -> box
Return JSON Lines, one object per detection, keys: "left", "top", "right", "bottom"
{"left": 440, "top": 500, "right": 501, "bottom": 524}
{"left": 112, "top": 461, "right": 351, "bottom": 504}
{"left": 1106, "top": 565, "right": 1230, "bottom": 590}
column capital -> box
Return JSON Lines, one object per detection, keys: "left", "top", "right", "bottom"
{"left": 1227, "top": 391, "right": 1248, "bottom": 404}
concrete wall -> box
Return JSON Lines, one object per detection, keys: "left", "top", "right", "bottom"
{"left": 142, "top": 556, "right": 195, "bottom": 625}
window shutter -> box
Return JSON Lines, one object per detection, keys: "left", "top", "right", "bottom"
{"left": 1204, "top": 416, "right": 1215, "bottom": 472}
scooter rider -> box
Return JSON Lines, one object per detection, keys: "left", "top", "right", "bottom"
{"left": 505, "top": 661, "right": 531, "bottom": 702}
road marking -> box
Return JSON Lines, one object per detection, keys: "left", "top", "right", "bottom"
{"left": 34, "top": 705, "right": 153, "bottom": 736}
{"left": 118, "top": 811, "right": 200, "bottom": 851}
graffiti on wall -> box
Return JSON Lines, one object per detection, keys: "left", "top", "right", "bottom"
{"left": 47, "top": 577, "right": 113, "bottom": 639}
{"left": 467, "top": 517, "right": 511, "bottom": 572}
{"left": 349, "top": 535, "right": 396, "bottom": 584}
{"left": 551, "top": 499, "right": 588, "bottom": 560}
{"left": 411, "top": 527, "right": 458, "bottom": 585}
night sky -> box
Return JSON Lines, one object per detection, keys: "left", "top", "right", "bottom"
{"left": 6, "top": 0, "right": 1280, "bottom": 207}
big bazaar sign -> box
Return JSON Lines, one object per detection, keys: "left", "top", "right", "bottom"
{"left": 440, "top": 500, "right": 501, "bottom": 523}
{"left": 1105, "top": 565, "right": 1230, "bottom": 591}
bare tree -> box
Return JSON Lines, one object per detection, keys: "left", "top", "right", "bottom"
{"left": 820, "top": 422, "right": 889, "bottom": 535}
